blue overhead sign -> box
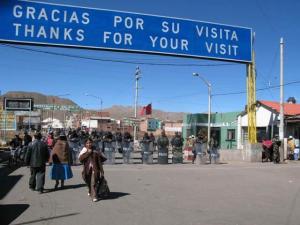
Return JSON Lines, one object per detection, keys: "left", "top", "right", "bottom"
{"left": 0, "top": 0, "right": 252, "bottom": 62}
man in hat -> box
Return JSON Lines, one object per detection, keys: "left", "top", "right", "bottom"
{"left": 25, "top": 132, "right": 50, "bottom": 193}
{"left": 287, "top": 136, "right": 295, "bottom": 160}
{"left": 23, "top": 131, "right": 32, "bottom": 147}
{"left": 10, "top": 134, "right": 22, "bottom": 149}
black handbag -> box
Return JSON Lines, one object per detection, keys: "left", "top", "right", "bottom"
{"left": 97, "top": 176, "right": 110, "bottom": 197}
{"left": 99, "top": 152, "right": 107, "bottom": 163}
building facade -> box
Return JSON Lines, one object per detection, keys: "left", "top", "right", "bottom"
{"left": 183, "top": 112, "right": 240, "bottom": 149}
{"left": 237, "top": 100, "right": 300, "bottom": 149}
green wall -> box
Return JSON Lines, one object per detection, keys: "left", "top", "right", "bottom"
{"left": 183, "top": 111, "right": 240, "bottom": 149}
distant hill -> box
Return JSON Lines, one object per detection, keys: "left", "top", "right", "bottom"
{"left": 0, "top": 91, "right": 78, "bottom": 106}
{"left": 104, "top": 105, "right": 186, "bottom": 121}
{"left": 0, "top": 91, "right": 187, "bottom": 121}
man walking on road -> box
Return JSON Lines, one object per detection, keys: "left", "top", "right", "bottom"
{"left": 25, "top": 132, "right": 50, "bottom": 193}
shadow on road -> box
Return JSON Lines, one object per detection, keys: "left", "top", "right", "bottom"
{"left": 11, "top": 212, "right": 80, "bottom": 225}
{"left": 0, "top": 174, "right": 23, "bottom": 200}
{"left": 101, "top": 192, "right": 130, "bottom": 200}
{"left": 44, "top": 183, "right": 87, "bottom": 193}
{"left": 0, "top": 161, "right": 22, "bottom": 177}
{"left": 0, "top": 151, "right": 24, "bottom": 200}
{"left": 0, "top": 204, "right": 30, "bottom": 225}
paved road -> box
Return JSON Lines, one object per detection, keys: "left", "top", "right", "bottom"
{"left": 1, "top": 162, "right": 300, "bottom": 225}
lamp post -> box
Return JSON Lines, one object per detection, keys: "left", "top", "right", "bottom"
{"left": 51, "top": 93, "right": 69, "bottom": 128}
{"left": 279, "top": 38, "right": 285, "bottom": 161}
{"left": 85, "top": 93, "right": 103, "bottom": 130}
{"left": 193, "top": 73, "right": 212, "bottom": 152}
{"left": 134, "top": 66, "right": 141, "bottom": 142}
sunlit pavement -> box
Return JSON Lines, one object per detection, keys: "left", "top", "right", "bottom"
{"left": 2, "top": 162, "right": 300, "bottom": 225}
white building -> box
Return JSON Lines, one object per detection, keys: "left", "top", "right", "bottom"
{"left": 237, "top": 100, "right": 300, "bottom": 149}
{"left": 42, "top": 118, "right": 64, "bottom": 129}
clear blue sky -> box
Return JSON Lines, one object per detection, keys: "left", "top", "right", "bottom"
{"left": 1, "top": 0, "right": 299, "bottom": 114}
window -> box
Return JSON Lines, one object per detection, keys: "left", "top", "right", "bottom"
{"left": 227, "top": 129, "right": 236, "bottom": 140}
{"left": 256, "top": 127, "right": 267, "bottom": 143}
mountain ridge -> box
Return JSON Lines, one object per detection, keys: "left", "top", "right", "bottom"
{"left": 103, "top": 105, "right": 186, "bottom": 121}
{"left": 0, "top": 91, "right": 187, "bottom": 121}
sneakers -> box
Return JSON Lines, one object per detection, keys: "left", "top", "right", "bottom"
{"left": 92, "top": 198, "right": 98, "bottom": 202}
{"left": 88, "top": 192, "right": 90, "bottom": 196}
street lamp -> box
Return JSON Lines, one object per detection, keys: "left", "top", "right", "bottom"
{"left": 193, "top": 73, "right": 212, "bottom": 153}
{"left": 134, "top": 66, "right": 141, "bottom": 142}
{"left": 51, "top": 93, "right": 69, "bottom": 128}
{"left": 85, "top": 93, "right": 103, "bottom": 130}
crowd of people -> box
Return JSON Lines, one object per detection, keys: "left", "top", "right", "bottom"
{"left": 9, "top": 129, "right": 112, "bottom": 202}
{"left": 261, "top": 134, "right": 300, "bottom": 163}
{"left": 9, "top": 129, "right": 221, "bottom": 168}
{"left": 8, "top": 127, "right": 224, "bottom": 202}
{"left": 7, "top": 127, "right": 300, "bottom": 202}
{"left": 8, "top": 128, "right": 196, "bottom": 202}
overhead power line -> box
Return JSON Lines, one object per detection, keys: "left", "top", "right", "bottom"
{"left": 213, "top": 80, "right": 300, "bottom": 97}
{"left": 0, "top": 43, "right": 238, "bottom": 67}
{"left": 2, "top": 44, "right": 299, "bottom": 100}
{"left": 144, "top": 80, "right": 300, "bottom": 103}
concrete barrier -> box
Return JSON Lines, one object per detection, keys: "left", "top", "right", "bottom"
{"left": 219, "top": 144, "right": 263, "bottom": 162}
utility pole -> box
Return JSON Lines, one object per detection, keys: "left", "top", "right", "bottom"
{"left": 29, "top": 109, "right": 31, "bottom": 131}
{"left": 192, "top": 73, "right": 211, "bottom": 152}
{"left": 4, "top": 108, "right": 7, "bottom": 144}
{"left": 246, "top": 32, "right": 257, "bottom": 144}
{"left": 279, "top": 38, "right": 285, "bottom": 159}
{"left": 208, "top": 83, "right": 211, "bottom": 152}
{"left": 51, "top": 97, "right": 55, "bottom": 128}
{"left": 100, "top": 98, "right": 103, "bottom": 131}
{"left": 134, "top": 66, "right": 141, "bottom": 142}
{"left": 85, "top": 93, "right": 103, "bottom": 131}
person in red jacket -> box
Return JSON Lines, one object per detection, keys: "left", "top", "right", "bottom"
{"left": 46, "top": 132, "right": 54, "bottom": 149}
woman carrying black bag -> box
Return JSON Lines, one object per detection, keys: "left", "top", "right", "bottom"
{"left": 79, "top": 138, "right": 107, "bottom": 202}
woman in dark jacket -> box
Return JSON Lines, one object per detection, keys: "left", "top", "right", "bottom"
{"left": 49, "top": 133, "right": 73, "bottom": 189}
{"left": 79, "top": 138, "right": 105, "bottom": 202}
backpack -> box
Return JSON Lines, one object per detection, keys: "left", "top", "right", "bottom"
{"left": 97, "top": 176, "right": 110, "bottom": 197}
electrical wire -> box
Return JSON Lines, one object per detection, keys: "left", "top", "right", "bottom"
{"left": 256, "top": 48, "right": 279, "bottom": 101}
{"left": 0, "top": 43, "right": 238, "bottom": 67}
{"left": 1, "top": 43, "right": 297, "bottom": 102}
{"left": 254, "top": 0, "right": 280, "bottom": 36}
{"left": 213, "top": 80, "right": 300, "bottom": 97}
